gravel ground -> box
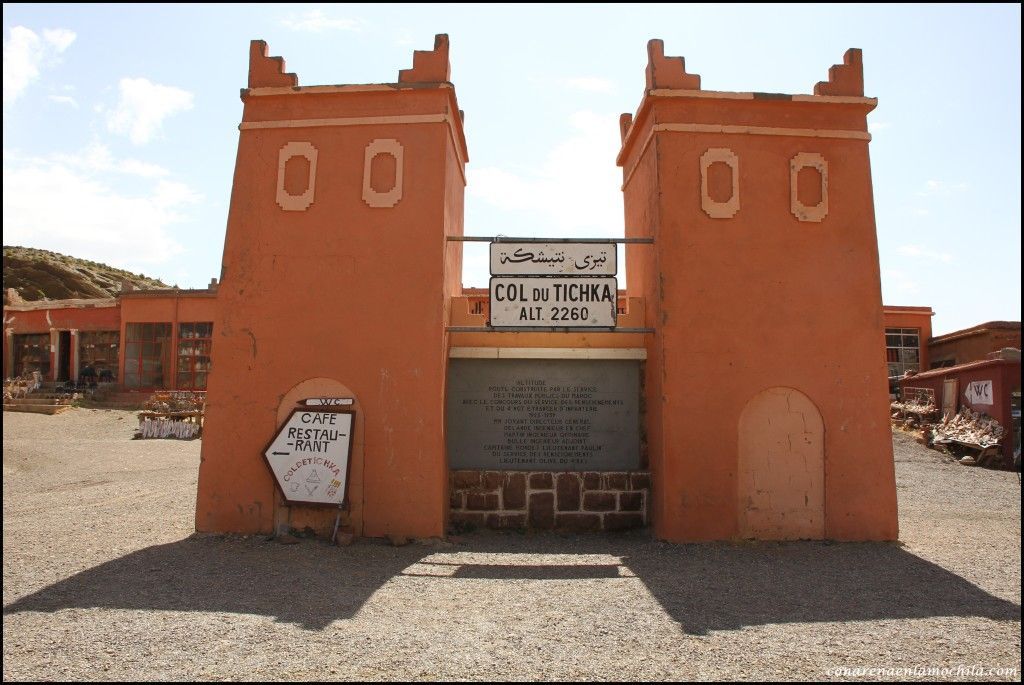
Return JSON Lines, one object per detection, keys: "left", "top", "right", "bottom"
{"left": 3, "top": 410, "right": 1021, "bottom": 681}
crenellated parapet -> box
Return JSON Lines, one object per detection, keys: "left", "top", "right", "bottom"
{"left": 248, "top": 40, "right": 298, "bottom": 89}
{"left": 813, "top": 48, "right": 864, "bottom": 97}
{"left": 617, "top": 41, "right": 875, "bottom": 187}
{"left": 398, "top": 33, "right": 451, "bottom": 83}
{"left": 644, "top": 39, "right": 701, "bottom": 91}
{"left": 618, "top": 113, "right": 633, "bottom": 143}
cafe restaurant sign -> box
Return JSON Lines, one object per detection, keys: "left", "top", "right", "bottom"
{"left": 263, "top": 408, "right": 355, "bottom": 507}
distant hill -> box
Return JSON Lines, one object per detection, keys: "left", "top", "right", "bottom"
{"left": 3, "top": 246, "right": 169, "bottom": 305}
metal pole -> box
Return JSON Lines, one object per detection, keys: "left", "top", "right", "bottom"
{"left": 446, "top": 326, "right": 655, "bottom": 333}
{"left": 332, "top": 506, "right": 343, "bottom": 544}
{"left": 446, "top": 236, "right": 654, "bottom": 244}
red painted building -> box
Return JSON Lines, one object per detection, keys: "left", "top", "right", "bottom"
{"left": 928, "top": 321, "right": 1021, "bottom": 368}
{"left": 119, "top": 286, "right": 218, "bottom": 390}
{"left": 901, "top": 356, "right": 1021, "bottom": 461}
{"left": 3, "top": 283, "right": 217, "bottom": 390}
{"left": 882, "top": 305, "right": 933, "bottom": 379}
{"left": 4, "top": 294, "right": 120, "bottom": 383}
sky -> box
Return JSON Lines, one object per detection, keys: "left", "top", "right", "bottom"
{"left": 2, "top": 4, "right": 1020, "bottom": 335}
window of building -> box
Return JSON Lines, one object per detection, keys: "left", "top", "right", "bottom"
{"left": 124, "top": 323, "right": 172, "bottom": 388}
{"left": 12, "top": 333, "right": 51, "bottom": 378}
{"left": 79, "top": 331, "right": 120, "bottom": 382}
{"left": 885, "top": 327, "right": 921, "bottom": 378}
{"left": 176, "top": 322, "right": 213, "bottom": 390}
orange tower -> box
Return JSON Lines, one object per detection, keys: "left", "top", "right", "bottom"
{"left": 196, "top": 36, "right": 468, "bottom": 538}
{"left": 617, "top": 42, "right": 898, "bottom": 541}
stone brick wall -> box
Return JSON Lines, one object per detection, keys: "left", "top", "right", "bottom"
{"left": 449, "top": 470, "right": 650, "bottom": 532}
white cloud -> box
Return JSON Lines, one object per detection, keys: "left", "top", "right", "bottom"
{"left": 466, "top": 111, "right": 625, "bottom": 286}
{"left": 48, "top": 94, "right": 78, "bottom": 108}
{"left": 868, "top": 121, "right": 890, "bottom": 133}
{"left": 117, "top": 158, "right": 170, "bottom": 178}
{"left": 563, "top": 76, "right": 615, "bottom": 93}
{"left": 393, "top": 28, "right": 416, "bottom": 46}
{"left": 916, "top": 179, "right": 969, "bottom": 197}
{"left": 470, "top": 110, "right": 623, "bottom": 233}
{"left": 282, "top": 10, "right": 361, "bottom": 32}
{"left": 3, "top": 26, "right": 76, "bottom": 103}
{"left": 47, "top": 142, "right": 171, "bottom": 178}
{"left": 2, "top": 148, "right": 199, "bottom": 270}
{"left": 106, "top": 78, "right": 194, "bottom": 145}
{"left": 881, "top": 268, "right": 921, "bottom": 296}
{"left": 897, "top": 244, "right": 953, "bottom": 263}
{"left": 42, "top": 29, "right": 76, "bottom": 52}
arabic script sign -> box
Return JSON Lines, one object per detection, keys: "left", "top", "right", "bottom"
{"left": 262, "top": 408, "right": 355, "bottom": 506}
{"left": 490, "top": 242, "right": 617, "bottom": 276}
{"left": 489, "top": 276, "right": 618, "bottom": 327}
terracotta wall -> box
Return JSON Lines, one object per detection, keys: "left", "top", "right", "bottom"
{"left": 929, "top": 324, "right": 1022, "bottom": 367}
{"left": 119, "top": 292, "right": 218, "bottom": 324}
{"left": 119, "top": 292, "right": 217, "bottom": 389}
{"left": 883, "top": 306, "right": 934, "bottom": 371}
{"left": 3, "top": 302, "right": 120, "bottom": 380}
{"left": 3, "top": 294, "right": 216, "bottom": 385}
{"left": 4, "top": 303, "right": 120, "bottom": 334}
{"left": 196, "top": 37, "right": 468, "bottom": 539}
{"left": 617, "top": 42, "right": 897, "bottom": 542}
{"left": 901, "top": 359, "right": 1021, "bottom": 459}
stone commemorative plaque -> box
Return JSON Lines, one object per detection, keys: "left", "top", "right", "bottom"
{"left": 446, "top": 359, "right": 640, "bottom": 471}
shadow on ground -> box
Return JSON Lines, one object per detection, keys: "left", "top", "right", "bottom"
{"left": 4, "top": 531, "right": 1020, "bottom": 634}
{"left": 4, "top": 535, "right": 422, "bottom": 630}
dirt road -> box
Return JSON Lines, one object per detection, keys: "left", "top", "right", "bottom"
{"left": 3, "top": 410, "right": 1020, "bottom": 680}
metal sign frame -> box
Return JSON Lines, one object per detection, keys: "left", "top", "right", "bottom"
{"left": 261, "top": 406, "right": 356, "bottom": 509}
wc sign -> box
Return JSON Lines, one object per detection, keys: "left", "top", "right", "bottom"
{"left": 488, "top": 241, "right": 618, "bottom": 328}
{"left": 964, "top": 380, "right": 993, "bottom": 406}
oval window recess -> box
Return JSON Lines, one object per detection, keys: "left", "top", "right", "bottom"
{"left": 276, "top": 142, "right": 318, "bottom": 212}
{"left": 790, "top": 152, "right": 828, "bottom": 223}
{"left": 362, "top": 139, "right": 404, "bottom": 208}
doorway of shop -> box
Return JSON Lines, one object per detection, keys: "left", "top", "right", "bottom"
{"left": 58, "top": 331, "right": 71, "bottom": 382}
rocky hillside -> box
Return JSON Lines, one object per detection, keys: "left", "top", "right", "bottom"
{"left": 3, "top": 246, "right": 169, "bottom": 304}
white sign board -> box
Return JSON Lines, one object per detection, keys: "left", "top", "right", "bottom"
{"left": 490, "top": 242, "right": 617, "bottom": 276}
{"left": 964, "top": 380, "right": 993, "bottom": 406}
{"left": 489, "top": 276, "right": 617, "bottom": 327}
{"left": 301, "top": 397, "right": 354, "bottom": 406}
{"left": 263, "top": 409, "right": 354, "bottom": 506}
